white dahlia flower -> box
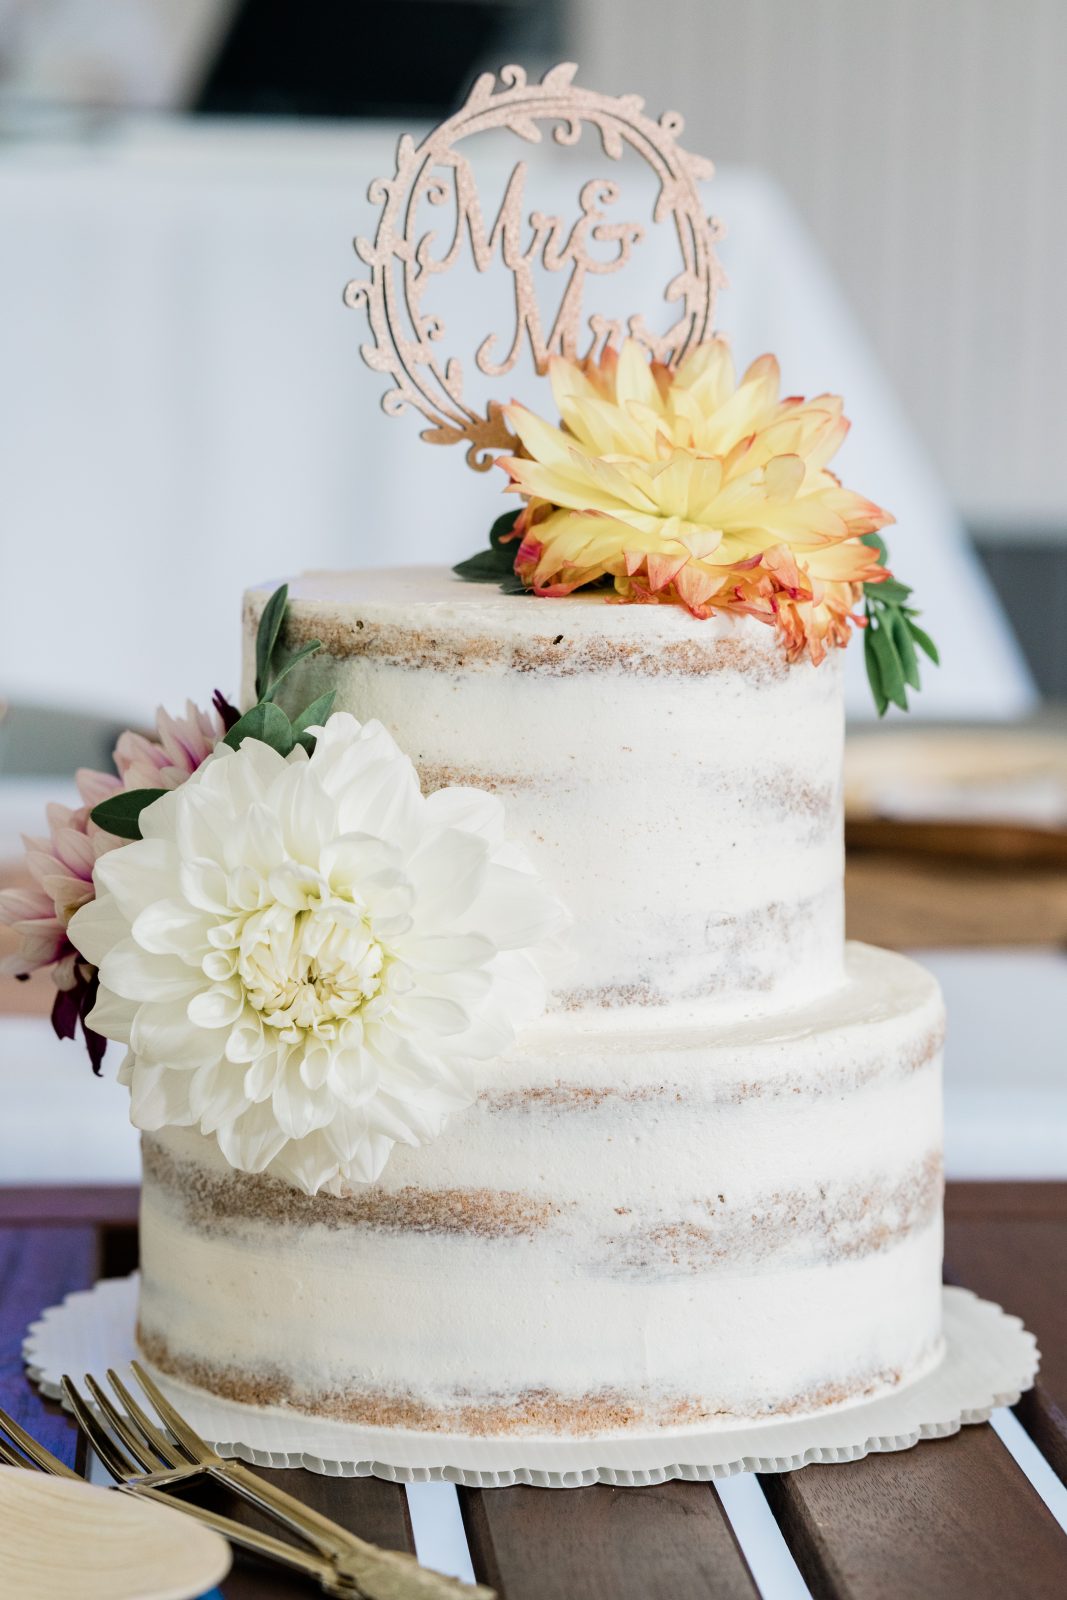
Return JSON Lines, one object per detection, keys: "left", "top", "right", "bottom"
{"left": 68, "top": 714, "right": 566, "bottom": 1194}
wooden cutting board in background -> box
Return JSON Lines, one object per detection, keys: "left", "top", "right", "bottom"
{"left": 845, "top": 725, "right": 1067, "bottom": 948}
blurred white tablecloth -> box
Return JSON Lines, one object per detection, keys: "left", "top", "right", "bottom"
{"left": 0, "top": 116, "right": 1032, "bottom": 725}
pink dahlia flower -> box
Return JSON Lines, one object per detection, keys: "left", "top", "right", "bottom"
{"left": 0, "top": 700, "right": 224, "bottom": 1068}
{"left": 114, "top": 700, "right": 224, "bottom": 791}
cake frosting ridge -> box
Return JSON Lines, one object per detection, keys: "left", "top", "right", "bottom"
{"left": 133, "top": 567, "right": 945, "bottom": 1437}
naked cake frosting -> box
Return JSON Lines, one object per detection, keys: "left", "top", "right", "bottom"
{"left": 135, "top": 571, "right": 946, "bottom": 1435}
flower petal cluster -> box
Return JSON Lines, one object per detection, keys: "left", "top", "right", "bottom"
{"left": 0, "top": 701, "right": 224, "bottom": 1068}
{"left": 0, "top": 770, "right": 120, "bottom": 990}
{"left": 69, "top": 714, "right": 566, "bottom": 1194}
{"left": 113, "top": 700, "right": 223, "bottom": 791}
{"left": 501, "top": 339, "right": 892, "bottom": 662}
{"left": 0, "top": 702, "right": 223, "bottom": 988}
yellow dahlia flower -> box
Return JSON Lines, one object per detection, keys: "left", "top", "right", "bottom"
{"left": 500, "top": 339, "right": 892, "bottom": 663}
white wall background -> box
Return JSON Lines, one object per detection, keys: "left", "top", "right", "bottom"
{"left": 572, "top": 0, "right": 1067, "bottom": 534}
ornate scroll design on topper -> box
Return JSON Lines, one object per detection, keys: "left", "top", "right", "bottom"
{"left": 344, "top": 61, "right": 725, "bottom": 471}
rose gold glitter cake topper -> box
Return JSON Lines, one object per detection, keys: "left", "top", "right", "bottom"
{"left": 343, "top": 61, "right": 725, "bottom": 471}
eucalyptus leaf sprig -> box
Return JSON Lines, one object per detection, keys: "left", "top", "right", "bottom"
{"left": 89, "top": 585, "right": 335, "bottom": 841}
{"left": 861, "top": 532, "right": 939, "bottom": 717}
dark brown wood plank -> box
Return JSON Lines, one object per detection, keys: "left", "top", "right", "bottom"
{"left": 761, "top": 1421, "right": 1067, "bottom": 1599}
{"left": 1016, "top": 1388, "right": 1067, "bottom": 1494}
{"left": 0, "top": 1184, "right": 140, "bottom": 1226}
{"left": 945, "top": 1186, "right": 1067, "bottom": 1396}
{"left": 0, "top": 1224, "right": 98, "bottom": 1467}
{"left": 946, "top": 1183, "right": 1067, "bottom": 1224}
{"left": 458, "top": 1481, "right": 758, "bottom": 1600}
{"left": 218, "top": 1467, "right": 415, "bottom": 1599}
{"left": 945, "top": 1180, "right": 1067, "bottom": 1488}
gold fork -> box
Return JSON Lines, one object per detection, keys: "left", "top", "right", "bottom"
{"left": 83, "top": 1363, "right": 376, "bottom": 1567}
{"left": 61, "top": 1375, "right": 494, "bottom": 1600}
{"left": 87, "top": 1362, "right": 493, "bottom": 1596}
{"left": 0, "top": 1407, "right": 81, "bottom": 1478}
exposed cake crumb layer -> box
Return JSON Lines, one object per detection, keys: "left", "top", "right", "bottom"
{"left": 243, "top": 568, "right": 846, "bottom": 1022}
{"left": 138, "top": 944, "right": 945, "bottom": 1435}
{"left": 138, "top": 1325, "right": 943, "bottom": 1438}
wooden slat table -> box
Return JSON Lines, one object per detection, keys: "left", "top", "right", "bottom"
{"left": 2, "top": 1186, "right": 1065, "bottom": 1597}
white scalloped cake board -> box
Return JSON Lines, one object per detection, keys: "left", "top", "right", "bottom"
{"left": 25, "top": 1277, "right": 1037, "bottom": 1488}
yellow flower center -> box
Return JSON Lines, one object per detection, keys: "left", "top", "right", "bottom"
{"left": 238, "top": 904, "right": 385, "bottom": 1036}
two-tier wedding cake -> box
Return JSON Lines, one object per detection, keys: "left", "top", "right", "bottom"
{"left": 135, "top": 571, "right": 944, "bottom": 1434}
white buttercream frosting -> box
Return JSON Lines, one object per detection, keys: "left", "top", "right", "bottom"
{"left": 138, "top": 944, "right": 945, "bottom": 1432}
{"left": 243, "top": 569, "right": 846, "bottom": 1024}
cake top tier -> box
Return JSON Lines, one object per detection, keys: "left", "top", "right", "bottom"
{"left": 251, "top": 569, "right": 783, "bottom": 668}
{"left": 243, "top": 567, "right": 845, "bottom": 1024}
{"left": 248, "top": 567, "right": 791, "bottom": 684}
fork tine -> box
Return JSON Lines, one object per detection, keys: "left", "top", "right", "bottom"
{"left": 56, "top": 1380, "right": 407, "bottom": 1595}
{"left": 60, "top": 1376, "right": 139, "bottom": 1483}
{"left": 130, "top": 1361, "right": 388, "bottom": 1564}
{"left": 127, "top": 1360, "right": 210, "bottom": 1463}
{"left": 0, "top": 1405, "right": 80, "bottom": 1480}
{"left": 104, "top": 1368, "right": 184, "bottom": 1469}
{"left": 83, "top": 1375, "right": 166, "bottom": 1474}
{"left": 0, "top": 1436, "right": 32, "bottom": 1469}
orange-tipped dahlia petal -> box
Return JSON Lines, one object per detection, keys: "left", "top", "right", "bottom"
{"left": 805, "top": 539, "right": 886, "bottom": 583}
{"left": 646, "top": 551, "right": 690, "bottom": 592}
{"left": 674, "top": 562, "right": 728, "bottom": 612}
{"left": 679, "top": 528, "right": 724, "bottom": 560}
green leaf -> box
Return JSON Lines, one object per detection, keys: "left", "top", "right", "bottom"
{"left": 863, "top": 622, "right": 889, "bottom": 717}
{"left": 453, "top": 547, "right": 514, "bottom": 582}
{"left": 858, "top": 535, "right": 938, "bottom": 714}
{"left": 870, "top": 620, "right": 909, "bottom": 711}
{"left": 891, "top": 608, "right": 921, "bottom": 691}
{"left": 292, "top": 690, "right": 336, "bottom": 752}
{"left": 488, "top": 511, "right": 520, "bottom": 549}
{"left": 263, "top": 639, "right": 323, "bottom": 702}
{"left": 868, "top": 576, "right": 913, "bottom": 606}
{"left": 453, "top": 511, "right": 521, "bottom": 583}
{"left": 254, "top": 585, "right": 289, "bottom": 701}
{"left": 223, "top": 700, "right": 295, "bottom": 755}
{"left": 498, "top": 571, "right": 531, "bottom": 595}
{"left": 907, "top": 619, "right": 941, "bottom": 665}
{"left": 90, "top": 788, "right": 168, "bottom": 841}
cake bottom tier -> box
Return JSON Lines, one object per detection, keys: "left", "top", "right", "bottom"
{"left": 137, "top": 943, "right": 945, "bottom": 1437}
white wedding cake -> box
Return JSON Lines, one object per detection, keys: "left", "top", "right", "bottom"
{"left": 135, "top": 570, "right": 945, "bottom": 1435}
{"left": 0, "top": 66, "right": 948, "bottom": 1445}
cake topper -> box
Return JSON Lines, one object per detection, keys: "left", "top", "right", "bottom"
{"left": 344, "top": 61, "right": 724, "bottom": 470}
